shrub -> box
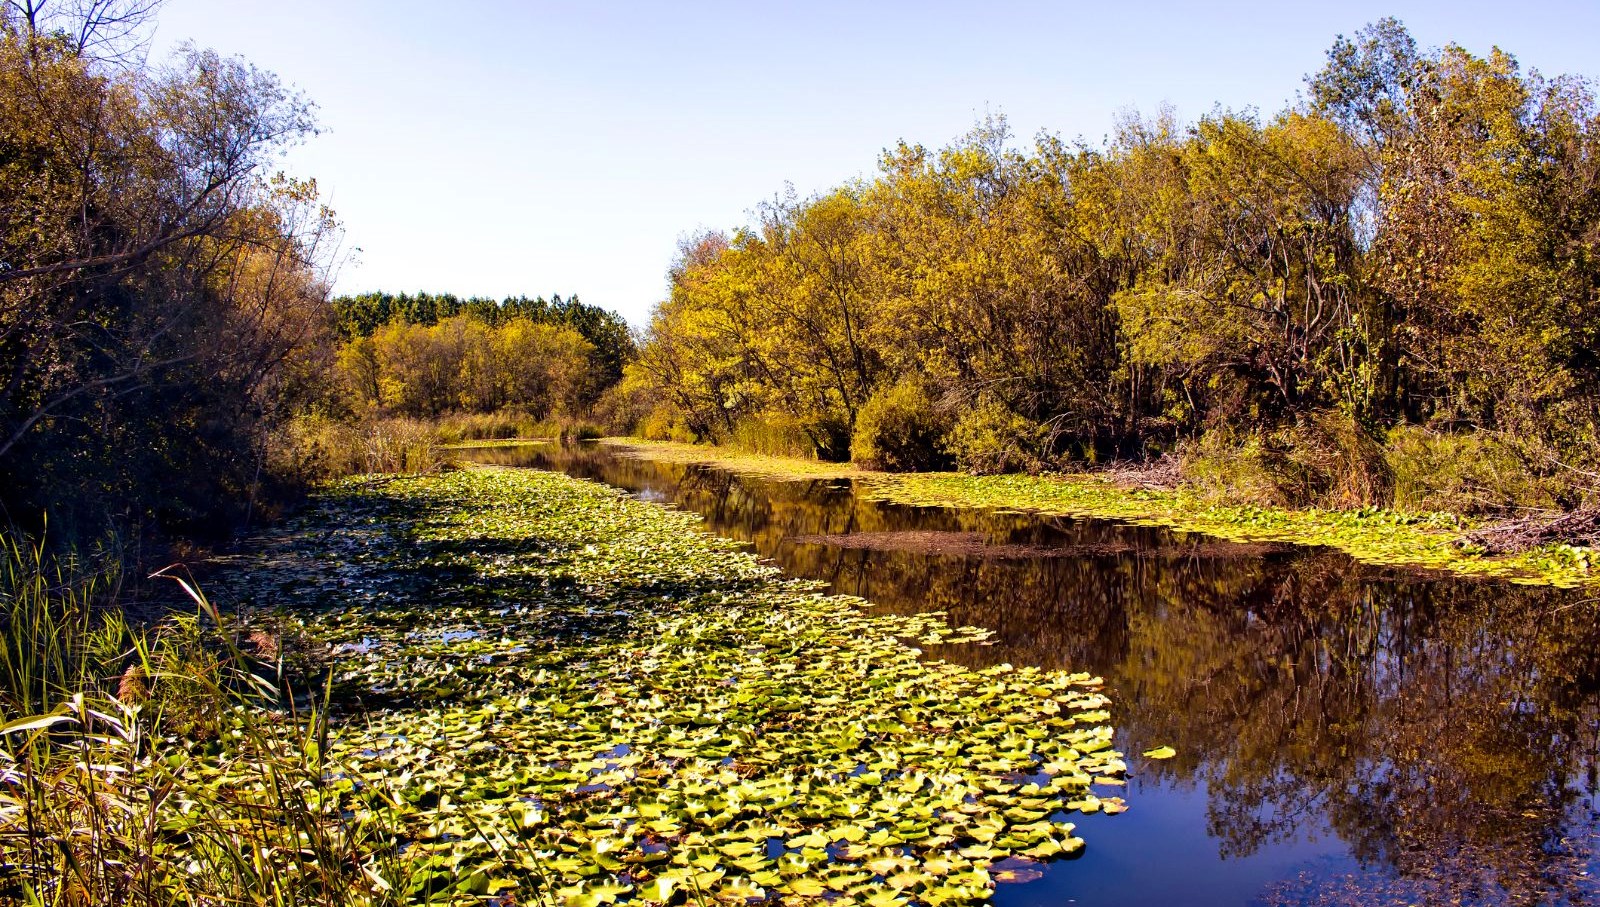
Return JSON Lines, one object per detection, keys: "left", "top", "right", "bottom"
{"left": 1179, "top": 412, "right": 1394, "bottom": 509}
{"left": 1176, "top": 430, "right": 1286, "bottom": 507}
{"left": 1386, "top": 426, "right": 1568, "bottom": 515}
{"left": 850, "top": 380, "right": 954, "bottom": 471}
{"left": 944, "top": 396, "right": 1049, "bottom": 475}
{"left": 637, "top": 402, "right": 698, "bottom": 443}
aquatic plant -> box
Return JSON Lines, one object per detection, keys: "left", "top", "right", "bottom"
{"left": 599, "top": 439, "right": 1596, "bottom": 587}
{"left": 214, "top": 467, "right": 1127, "bottom": 905}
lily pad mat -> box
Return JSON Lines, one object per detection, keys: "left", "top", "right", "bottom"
{"left": 218, "top": 468, "right": 1124, "bottom": 905}
{"left": 599, "top": 439, "right": 1594, "bottom": 588}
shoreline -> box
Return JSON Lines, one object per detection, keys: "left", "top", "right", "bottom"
{"left": 592, "top": 438, "right": 1595, "bottom": 589}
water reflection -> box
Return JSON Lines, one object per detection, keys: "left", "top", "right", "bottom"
{"left": 460, "top": 442, "right": 1600, "bottom": 906}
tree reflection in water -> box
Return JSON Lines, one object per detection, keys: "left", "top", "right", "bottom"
{"left": 461, "top": 443, "right": 1600, "bottom": 906}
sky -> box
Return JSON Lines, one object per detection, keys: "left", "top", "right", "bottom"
{"left": 149, "top": 1, "right": 1600, "bottom": 325}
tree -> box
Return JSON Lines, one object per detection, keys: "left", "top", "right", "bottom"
{"left": 0, "top": 8, "right": 337, "bottom": 535}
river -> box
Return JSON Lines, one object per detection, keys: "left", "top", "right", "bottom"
{"left": 457, "top": 441, "right": 1600, "bottom": 907}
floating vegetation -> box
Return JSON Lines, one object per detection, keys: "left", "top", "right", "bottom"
{"left": 602, "top": 438, "right": 864, "bottom": 482}
{"left": 441, "top": 438, "right": 559, "bottom": 450}
{"left": 598, "top": 440, "right": 1596, "bottom": 588}
{"left": 215, "top": 467, "right": 1124, "bottom": 905}
{"left": 860, "top": 472, "right": 1596, "bottom": 588}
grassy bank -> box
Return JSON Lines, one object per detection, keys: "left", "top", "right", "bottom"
{"left": 600, "top": 439, "right": 1596, "bottom": 588}
{"left": 197, "top": 467, "right": 1130, "bottom": 905}
{"left": 600, "top": 438, "right": 864, "bottom": 481}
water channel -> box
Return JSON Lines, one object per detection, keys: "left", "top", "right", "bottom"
{"left": 457, "top": 442, "right": 1600, "bottom": 906}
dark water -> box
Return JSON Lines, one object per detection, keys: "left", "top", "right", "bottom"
{"left": 459, "top": 442, "right": 1600, "bottom": 907}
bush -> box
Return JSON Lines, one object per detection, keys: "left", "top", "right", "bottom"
{"left": 1179, "top": 412, "right": 1393, "bottom": 509}
{"left": 1176, "top": 430, "right": 1286, "bottom": 507}
{"left": 591, "top": 370, "right": 659, "bottom": 437}
{"left": 944, "top": 396, "right": 1049, "bottom": 475}
{"left": 1386, "top": 426, "right": 1568, "bottom": 515}
{"left": 637, "top": 402, "right": 699, "bottom": 443}
{"left": 850, "top": 380, "right": 954, "bottom": 471}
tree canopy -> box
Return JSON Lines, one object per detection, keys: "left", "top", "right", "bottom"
{"left": 631, "top": 21, "right": 1600, "bottom": 496}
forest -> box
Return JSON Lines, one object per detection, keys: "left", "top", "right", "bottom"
{"left": 624, "top": 19, "right": 1600, "bottom": 517}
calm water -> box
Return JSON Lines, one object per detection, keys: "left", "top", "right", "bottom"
{"left": 459, "top": 442, "right": 1600, "bottom": 907}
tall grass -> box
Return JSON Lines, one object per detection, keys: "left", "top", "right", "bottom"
{"left": 432, "top": 409, "right": 604, "bottom": 445}
{"left": 276, "top": 414, "right": 443, "bottom": 482}
{"left": 0, "top": 535, "right": 414, "bottom": 907}
{"left": 0, "top": 532, "right": 126, "bottom": 719}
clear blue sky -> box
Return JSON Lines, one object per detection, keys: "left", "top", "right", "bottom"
{"left": 151, "top": 1, "right": 1599, "bottom": 325}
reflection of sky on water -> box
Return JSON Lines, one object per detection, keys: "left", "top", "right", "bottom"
{"left": 458, "top": 442, "right": 1600, "bottom": 907}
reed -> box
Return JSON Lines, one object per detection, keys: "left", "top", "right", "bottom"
{"left": 0, "top": 536, "right": 417, "bottom": 907}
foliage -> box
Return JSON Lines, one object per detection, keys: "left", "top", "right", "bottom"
{"left": 729, "top": 413, "right": 829, "bottom": 459}
{"left": 1178, "top": 413, "right": 1394, "bottom": 510}
{"left": 631, "top": 21, "right": 1600, "bottom": 508}
{"left": 332, "top": 291, "right": 635, "bottom": 408}
{"left": 207, "top": 467, "right": 1128, "bottom": 905}
{"left": 0, "top": 14, "right": 341, "bottom": 542}
{"left": 944, "top": 397, "right": 1049, "bottom": 475}
{"left": 1173, "top": 431, "right": 1288, "bottom": 508}
{"left": 850, "top": 379, "right": 954, "bottom": 471}
{"left": 338, "top": 315, "right": 593, "bottom": 419}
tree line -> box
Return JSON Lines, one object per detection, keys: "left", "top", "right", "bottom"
{"left": 0, "top": 1, "right": 635, "bottom": 543}
{"left": 627, "top": 20, "right": 1600, "bottom": 511}
{"left": 330, "top": 292, "right": 634, "bottom": 416}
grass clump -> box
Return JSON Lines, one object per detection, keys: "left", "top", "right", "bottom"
{"left": 277, "top": 413, "right": 444, "bottom": 482}
{"left": 1175, "top": 413, "right": 1393, "bottom": 510}
{"left": 432, "top": 409, "right": 605, "bottom": 445}
{"left": 1385, "top": 426, "right": 1574, "bottom": 516}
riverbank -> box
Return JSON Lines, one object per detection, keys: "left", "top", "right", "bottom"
{"left": 599, "top": 439, "right": 1596, "bottom": 588}
{"left": 212, "top": 467, "right": 1131, "bottom": 905}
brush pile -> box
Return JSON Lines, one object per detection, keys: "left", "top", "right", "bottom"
{"left": 1465, "top": 507, "right": 1600, "bottom": 554}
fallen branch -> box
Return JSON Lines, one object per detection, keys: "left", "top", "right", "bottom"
{"left": 1464, "top": 507, "right": 1600, "bottom": 554}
